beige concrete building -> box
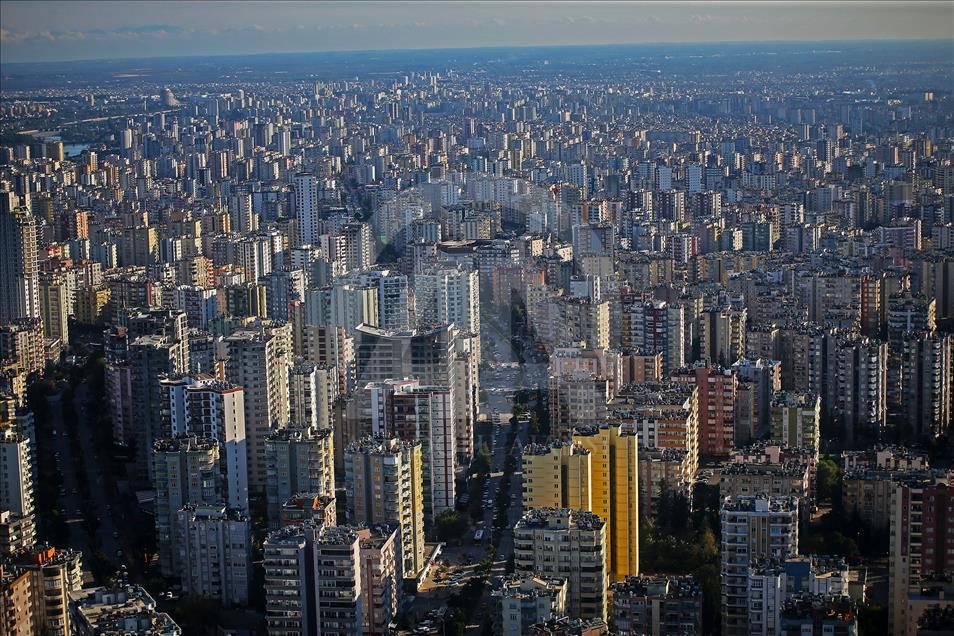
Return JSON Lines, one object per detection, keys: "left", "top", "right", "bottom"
{"left": 345, "top": 437, "right": 426, "bottom": 580}
{"left": 769, "top": 391, "right": 821, "bottom": 450}
{"left": 610, "top": 382, "right": 699, "bottom": 482}
{"left": 7, "top": 544, "right": 83, "bottom": 635}
{"left": 636, "top": 448, "right": 693, "bottom": 519}
{"left": 497, "top": 575, "right": 568, "bottom": 636}
{"left": 0, "top": 319, "right": 44, "bottom": 376}
{"left": 619, "top": 350, "right": 663, "bottom": 385}
{"left": 38, "top": 273, "right": 69, "bottom": 346}
{"left": 720, "top": 463, "right": 812, "bottom": 519}
{"left": 225, "top": 327, "right": 291, "bottom": 491}
{"left": 264, "top": 427, "right": 335, "bottom": 528}
{"left": 0, "top": 566, "right": 33, "bottom": 636}
{"left": 513, "top": 508, "right": 607, "bottom": 621}
{"left": 0, "top": 511, "right": 35, "bottom": 555}
{"left": 73, "top": 286, "right": 110, "bottom": 325}
{"left": 357, "top": 525, "right": 402, "bottom": 636}
{"left": 611, "top": 575, "right": 703, "bottom": 636}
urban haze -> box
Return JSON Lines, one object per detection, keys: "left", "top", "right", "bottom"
{"left": 0, "top": 2, "right": 953, "bottom": 635}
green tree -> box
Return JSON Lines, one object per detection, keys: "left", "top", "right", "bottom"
{"left": 434, "top": 510, "right": 468, "bottom": 543}
{"left": 817, "top": 458, "right": 841, "bottom": 503}
{"left": 470, "top": 445, "right": 491, "bottom": 476}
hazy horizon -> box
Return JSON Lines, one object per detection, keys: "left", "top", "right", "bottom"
{"left": 2, "top": 36, "right": 951, "bottom": 70}
{"left": 2, "top": 1, "right": 952, "bottom": 64}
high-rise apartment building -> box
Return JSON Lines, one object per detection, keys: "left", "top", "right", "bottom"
{"left": 354, "top": 323, "right": 456, "bottom": 388}
{"left": 548, "top": 370, "right": 610, "bottom": 440}
{"left": 305, "top": 283, "right": 380, "bottom": 338}
{"left": 6, "top": 545, "right": 83, "bottom": 635}
{"left": 225, "top": 327, "right": 291, "bottom": 491}
{"left": 860, "top": 274, "right": 883, "bottom": 338}
{"left": 498, "top": 575, "right": 568, "bottom": 636}
{"left": 825, "top": 333, "right": 888, "bottom": 445}
{"left": 345, "top": 437, "right": 425, "bottom": 580}
{"left": 720, "top": 495, "right": 799, "bottom": 636}
{"left": 175, "top": 503, "right": 251, "bottom": 606}
{"left": 0, "top": 565, "right": 34, "bottom": 635}
{"left": 522, "top": 429, "right": 640, "bottom": 584}
{"left": 0, "top": 509, "right": 36, "bottom": 555}
{"left": 636, "top": 448, "right": 694, "bottom": 519}
{"left": 159, "top": 376, "right": 248, "bottom": 511}
{"left": 572, "top": 424, "right": 639, "bottom": 582}
{"left": 73, "top": 286, "right": 111, "bottom": 326}
{"left": 699, "top": 307, "right": 747, "bottom": 366}
{"left": 888, "top": 476, "right": 954, "bottom": 634}
{"left": 260, "top": 269, "right": 304, "bottom": 322}
{"left": 312, "top": 524, "right": 364, "bottom": 636}
{"left": 522, "top": 441, "right": 592, "bottom": 511}
{"left": 769, "top": 391, "right": 822, "bottom": 450}
{"left": 263, "top": 522, "right": 364, "bottom": 636}
{"left": 130, "top": 334, "right": 188, "bottom": 480}
{"left": 414, "top": 264, "right": 480, "bottom": 334}
{"left": 293, "top": 173, "right": 319, "bottom": 248}
{"left": 153, "top": 435, "right": 222, "bottom": 577}
{"left": 732, "top": 358, "right": 782, "bottom": 441}
{"left": 354, "top": 323, "right": 474, "bottom": 465}
{"left": 0, "top": 428, "right": 33, "bottom": 520}
{"left": 264, "top": 427, "right": 335, "bottom": 527}
{"left": 898, "top": 331, "right": 952, "bottom": 439}
{"left": 672, "top": 365, "right": 738, "bottom": 457}
{"left": 351, "top": 270, "right": 411, "bottom": 332}
{"left": 120, "top": 225, "right": 158, "bottom": 266}
{"left": 356, "top": 525, "right": 402, "bottom": 636}
{"left": 288, "top": 361, "right": 339, "bottom": 431}
{"left": 340, "top": 223, "right": 374, "bottom": 272}
{"left": 38, "top": 273, "right": 69, "bottom": 346}
{"left": 622, "top": 300, "right": 686, "bottom": 373}
{"left": 0, "top": 318, "right": 44, "bottom": 377}
{"left": 0, "top": 208, "right": 39, "bottom": 323}
{"left": 611, "top": 382, "right": 699, "bottom": 484}
{"left": 610, "top": 575, "right": 703, "bottom": 636}
{"left": 550, "top": 297, "right": 611, "bottom": 350}
{"left": 513, "top": 508, "right": 607, "bottom": 621}
{"left": 362, "top": 380, "right": 456, "bottom": 521}
{"left": 263, "top": 524, "right": 314, "bottom": 636}
{"left": 779, "top": 325, "right": 826, "bottom": 395}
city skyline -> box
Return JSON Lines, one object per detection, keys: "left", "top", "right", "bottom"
{"left": 1, "top": 0, "right": 952, "bottom": 64}
{"left": 1, "top": 1, "right": 953, "bottom": 633}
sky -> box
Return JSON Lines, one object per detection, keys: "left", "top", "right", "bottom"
{"left": 1, "top": 1, "right": 952, "bottom": 64}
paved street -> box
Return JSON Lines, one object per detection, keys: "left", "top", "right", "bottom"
{"left": 72, "top": 383, "right": 123, "bottom": 564}
{"left": 46, "top": 382, "right": 128, "bottom": 577}
{"left": 47, "top": 391, "right": 90, "bottom": 552}
{"left": 404, "top": 308, "right": 542, "bottom": 629}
